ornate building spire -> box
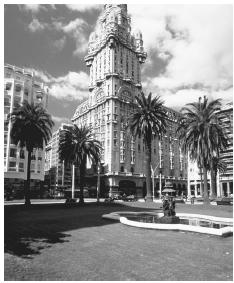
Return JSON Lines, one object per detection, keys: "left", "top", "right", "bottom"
{"left": 85, "top": 4, "right": 146, "bottom": 67}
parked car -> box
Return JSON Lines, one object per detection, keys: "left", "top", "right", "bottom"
{"left": 216, "top": 197, "right": 233, "bottom": 205}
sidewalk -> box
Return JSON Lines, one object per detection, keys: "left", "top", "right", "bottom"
{"left": 4, "top": 198, "right": 105, "bottom": 206}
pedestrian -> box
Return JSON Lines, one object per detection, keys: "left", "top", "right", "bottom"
{"left": 191, "top": 196, "right": 194, "bottom": 204}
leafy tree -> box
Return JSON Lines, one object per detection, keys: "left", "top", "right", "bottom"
{"left": 59, "top": 124, "right": 101, "bottom": 203}
{"left": 8, "top": 101, "right": 54, "bottom": 206}
{"left": 129, "top": 92, "right": 167, "bottom": 201}
{"left": 177, "top": 96, "right": 227, "bottom": 204}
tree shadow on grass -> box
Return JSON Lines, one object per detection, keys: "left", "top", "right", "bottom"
{"left": 4, "top": 202, "right": 161, "bottom": 258}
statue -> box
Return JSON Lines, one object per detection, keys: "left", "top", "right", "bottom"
{"left": 159, "top": 194, "right": 180, "bottom": 224}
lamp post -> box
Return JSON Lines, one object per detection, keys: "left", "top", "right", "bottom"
{"left": 71, "top": 164, "right": 75, "bottom": 199}
{"left": 159, "top": 171, "right": 162, "bottom": 198}
{"left": 97, "top": 162, "right": 100, "bottom": 203}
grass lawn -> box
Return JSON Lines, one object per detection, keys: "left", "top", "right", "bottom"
{"left": 4, "top": 201, "right": 233, "bottom": 281}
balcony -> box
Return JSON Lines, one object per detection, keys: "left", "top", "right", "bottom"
{"left": 123, "top": 76, "right": 132, "bottom": 82}
{"left": 88, "top": 84, "right": 95, "bottom": 91}
{"left": 135, "top": 82, "right": 142, "bottom": 89}
{"left": 24, "top": 72, "right": 33, "bottom": 78}
{"left": 96, "top": 78, "right": 104, "bottom": 86}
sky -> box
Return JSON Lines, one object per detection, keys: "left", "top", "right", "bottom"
{"left": 4, "top": 3, "right": 233, "bottom": 131}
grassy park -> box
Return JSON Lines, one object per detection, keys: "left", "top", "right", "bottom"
{"left": 4, "top": 201, "right": 233, "bottom": 281}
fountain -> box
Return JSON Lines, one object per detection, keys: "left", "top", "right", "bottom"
{"left": 158, "top": 181, "right": 180, "bottom": 224}
{"left": 102, "top": 181, "right": 233, "bottom": 236}
{"left": 158, "top": 195, "right": 180, "bottom": 224}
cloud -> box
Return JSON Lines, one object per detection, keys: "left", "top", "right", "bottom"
{"left": 28, "top": 68, "right": 90, "bottom": 101}
{"left": 128, "top": 5, "right": 233, "bottom": 108}
{"left": 52, "top": 115, "right": 71, "bottom": 124}
{"left": 50, "top": 36, "right": 66, "bottom": 52}
{"left": 28, "top": 18, "right": 48, "bottom": 32}
{"left": 49, "top": 71, "right": 90, "bottom": 100}
{"left": 57, "top": 18, "right": 88, "bottom": 55}
{"left": 27, "top": 68, "right": 53, "bottom": 83}
{"left": 19, "top": 4, "right": 46, "bottom": 13}
{"left": 65, "top": 4, "right": 102, "bottom": 12}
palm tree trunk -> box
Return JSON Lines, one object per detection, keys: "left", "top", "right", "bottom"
{"left": 203, "top": 165, "right": 210, "bottom": 204}
{"left": 210, "top": 158, "right": 216, "bottom": 198}
{"left": 79, "top": 160, "right": 86, "bottom": 204}
{"left": 145, "top": 141, "right": 153, "bottom": 202}
{"left": 25, "top": 150, "right": 32, "bottom": 207}
{"left": 200, "top": 167, "right": 204, "bottom": 196}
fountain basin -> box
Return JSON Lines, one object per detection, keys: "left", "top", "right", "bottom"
{"left": 102, "top": 211, "right": 233, "bottom": 237}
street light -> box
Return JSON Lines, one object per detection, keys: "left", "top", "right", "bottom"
{"left": 96, "top": 162, "right": 100, "bottom": 203}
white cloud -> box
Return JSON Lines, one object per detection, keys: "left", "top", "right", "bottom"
{"left": 53, "top": 71, "right": 89, "bottom": 89}
{"left": 49, "top": 71, "right": 90, "bottom": 100}
{"left": 128, "top": 4, "right": 233, "bottom": 108}
{"left": 52, "top": 115, "right": 71, "bottom": 124}
{"left": 54, "top": 18, "right": 88, "bottom": 55}
{"left": 20, "top": 4, "right": 46, "bottom": 13}
{"left": 51, "top": 36, "right": 66, "bottom": 52}
{"left": 28, "top": 18, "right": 47, "bottom": 32}
{"left": 27, "top": 68, "right": 53, "bottom": 83}
{"left": 49, "top": 84, "right": 89, "bottom": 101}
{"left": 65, "top": 4, "right": 102, "bottom": 12}
{"left": 28, "top": 68, "right": 90, "bottom": 101}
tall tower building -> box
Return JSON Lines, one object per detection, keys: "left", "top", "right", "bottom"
{"left": 44, "top": 123, "right": 73, "bottom": 196}
{"left": 72, "top": 5, "right": 187, "bottom": 197}
{"left": 4, "top": 63, "right": 48, "bottom": 197}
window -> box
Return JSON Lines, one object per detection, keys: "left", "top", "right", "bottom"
{"left": 5, "top": 82, "right": 12, "bottom": 90}
{"left": 30, "top": 163, "right": 35, "bottom": 172}
{"left": 121, "top": 166, "right": 124, "bottom": 172}
{"left": 9, "top": 161, "right": 16, "bottom": 171}
{"left": 10, "top": 148, "right": 16, "bottom": 158}
{"left": 24, "top": 89, "right": 29, "bottom": 96}
{"left": 31, "top": 150, "right": 36, "bottom": 160}
{"left": 4, "top": 133, "right": 8, "bottom": 144}
{"left": 15, "top": 84, "right": 22, "bottom": 92}
{"left": 20, "top": 149, "right": 25, "bottom": 159}
{"left": 37, "top": 163, "right": 41, "bottom": 173}
{"left": 4, "top": 122, "right": 9, "bottom": 131}
{"left": 4, "top": 147, "right": 7, "bottom": 158}
{"left": 19, "top": 162, "right": 24, "bottom": 172}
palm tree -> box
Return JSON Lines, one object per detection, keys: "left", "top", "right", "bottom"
{"left": 129, "top": 92, "right": 167, "bottom": 202}
{"left": 59, "top": 124, "right": 101, "bottom": 204}
{"left": 8, "top": 101, "right": 54, "bottom": 206}
{"left": 177, "top": 96, "right": 227, "bottom": 204}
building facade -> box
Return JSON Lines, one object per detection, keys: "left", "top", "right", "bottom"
{"left": 44, "top": 123, "right": 73, "bottom": 195}
{"left": 217, "top": 102, "right": 233, "bottom": 196}
{"left": 187, "top": 102, "right": 233, "bottom": 197}
{"left": 4, "top": 64, "right": 48, "bottom": 196}
{"left": 72, "top": 4, "right": 187, "bottom": 198}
